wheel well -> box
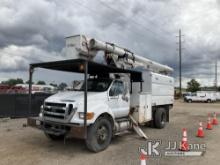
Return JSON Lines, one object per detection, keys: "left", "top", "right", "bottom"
{"left": 98, "top": 113, "right": 114, "bottom": 128}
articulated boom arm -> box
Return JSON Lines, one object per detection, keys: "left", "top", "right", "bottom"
{"left": 65, "top": 35, "right": 173, "bottom": 74}
{"left": 89, "top": 38, "right": 173, "bottom": 73}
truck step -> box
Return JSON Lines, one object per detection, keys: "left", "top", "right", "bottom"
{"left": 115, "top": 130, "right": 132, "bottom": 136}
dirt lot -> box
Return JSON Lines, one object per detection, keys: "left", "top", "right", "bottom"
{"left": 0, "top": 100, "right": 220, "bottom": 165}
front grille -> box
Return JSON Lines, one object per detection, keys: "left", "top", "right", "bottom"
{"left": 45, "top": 102, "right": 66, "bottom": 107}
{"left": 44, "top": 107, "right": 65, "bottom": 114}
{"left": 43, "top": 102, "right": 67, "bottom": 120}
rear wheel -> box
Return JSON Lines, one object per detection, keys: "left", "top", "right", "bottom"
{"left": 86, "top": 117, "right": 112, "bottom": 152}
{"left": 154, "top": 108, "right": 166, "bottom": 129}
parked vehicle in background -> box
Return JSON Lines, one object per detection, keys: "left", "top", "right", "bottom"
{"left": 184, "top": 91, "right": 217, "bottom": 103}
{"left": 182, "top": 92, "right": 192, "bottom": 98}
{"left": 215, "top": 92, "right": 220, "bottom": 100}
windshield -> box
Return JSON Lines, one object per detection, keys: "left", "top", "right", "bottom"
{"left": 78, "top": 79, "right": 112, "bottom": 92}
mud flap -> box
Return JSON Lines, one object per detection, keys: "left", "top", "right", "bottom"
{"left": 129, "top": 115, "right": 148, "bottom": 139}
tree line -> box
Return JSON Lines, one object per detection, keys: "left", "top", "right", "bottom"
{"left": 1, "top": 78, "right": 68, "bottom": 90}
{"left": 1, "top": 78, "right": 219, "bottom": 92}
{"left": 186, "top": 79, "right": 220, "bottom": 92}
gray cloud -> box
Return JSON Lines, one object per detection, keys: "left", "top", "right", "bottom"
{"left": 0, "top": 0, "right": 219, "bottom": 86}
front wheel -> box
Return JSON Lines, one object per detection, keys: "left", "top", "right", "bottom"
{"left": 207, "top": 99, "right": 211, "bottom": 103}
{"left": 86, "top": 117, "right": 112, "bottom": 152}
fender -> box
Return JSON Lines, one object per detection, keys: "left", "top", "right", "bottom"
{"left": 87, "top": 102, "right": 115, "bottom": 124}
{"left": 70, "top": 101, "right": 115, "bottom": 125}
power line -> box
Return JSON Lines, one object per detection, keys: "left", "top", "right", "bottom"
{"left": 70, "top": 0, "right": 175, "bottom": 52}
{"left": 117, "top": 2, "right": 177, "bottom": 36}
{"left": 97, "top": 0, "right": 172, "bottom": 41}
{"left": 180, "top": 48, "right": 219, "bottom": 87}
{"left": 66, "top": 0, "right": 176, "bottom": 58}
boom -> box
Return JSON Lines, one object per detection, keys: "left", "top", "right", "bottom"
{"left": 65, "top": 35, "right": 173, "bottom": 74}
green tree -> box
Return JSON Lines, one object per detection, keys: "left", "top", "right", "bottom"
{"left": 37, "top": 81, "right": 46, "bottom": 85}
{"left": 187, "top": 79, "right": 200, "bottom": 92}
{"left": 58, "top": 82, "right": 67, "bottom": 90}
{"left": 25, "top": 80, "right": 34, "bottom": 84}
{"left": 1, "top": 78, "right": 24, "bottom": 86}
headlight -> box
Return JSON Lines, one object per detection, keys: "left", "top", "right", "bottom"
{"left": 39, "top": 113, "right": 43, "bottom": 118}
{"left": 40, "top": 105, "right": 44, "bottom": 112}
{"left": 79, "top": 112, "right": 94, "bottom": 120}
{"left": 39, "top": 105, "right": 44, "bottom": 118}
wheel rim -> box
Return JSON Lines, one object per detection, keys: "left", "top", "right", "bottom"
{"left": 96, "top": 125, "right": 108, "bottom": 144}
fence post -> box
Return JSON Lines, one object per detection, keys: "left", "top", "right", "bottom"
{"left": 28, "top": 66, "right": 34, "bottom": 116}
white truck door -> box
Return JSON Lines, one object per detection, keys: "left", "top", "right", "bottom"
{"left": 194, "top": 93, "right": 200, "bottom": 101}
{"left": 198, "top": 93, "right": 206, "bottom": 101}
{"left": 118, "top": 81, "right": 130, "bottom": 116}
{"left": 108, "top": 80, "right": 130, "bottom": 118}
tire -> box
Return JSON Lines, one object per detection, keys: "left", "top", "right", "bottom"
{"left": 154, "top": 108, "right": 166, "bottom": 129}
{"left": 207, "top": 99, "right": 211, "bottom": 103}
{"left": 86, "top": 117, "right": 112, "bottom": 152}
{"left": 44, "top": 133, "right": 64, "bottom": 141}
{"left": 187, "top": 99, "right": 192, "bottom": 103}
{"left": 149, "top": 120, "right": 155, "bottom": 128}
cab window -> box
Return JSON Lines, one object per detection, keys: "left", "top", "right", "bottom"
{"left": 109, "top": 81, "right": 124, "bottom": 96}
{"left": 79, "top": 79, "right": 112, "bottom": 92}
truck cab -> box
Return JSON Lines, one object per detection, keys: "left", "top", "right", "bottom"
{"left": 41, "top": 77, "right": 130, "bottom": 126}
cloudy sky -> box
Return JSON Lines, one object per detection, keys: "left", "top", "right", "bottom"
{"left": 0, "top": 0, "right": 219, "bottom": 87}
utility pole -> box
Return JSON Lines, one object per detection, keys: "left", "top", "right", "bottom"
{"left": 178, "top": 29, "right": 182, "bottom": 96}
{"left": 215, "top": 61, "right": 218, "bottom": 91}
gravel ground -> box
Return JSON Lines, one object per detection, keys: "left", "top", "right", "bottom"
{"left": 0, "top": 100, "right": 220, "bottom": 165}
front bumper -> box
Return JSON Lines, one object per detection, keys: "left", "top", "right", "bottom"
{"left": 27, "top": 117, "right": 87, "bottom": 139}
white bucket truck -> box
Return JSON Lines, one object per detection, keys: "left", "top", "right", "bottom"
{"left": 27, "top": 35, "right": 174, "bottom": 152}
